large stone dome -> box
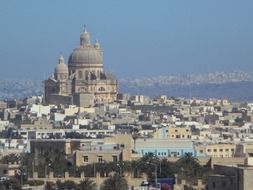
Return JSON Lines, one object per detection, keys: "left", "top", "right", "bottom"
{"left": 68, "top": 47, "right": 102, "bottom": 65}
{"left": 68, "top": 29, "right": 103, "bottom": 66}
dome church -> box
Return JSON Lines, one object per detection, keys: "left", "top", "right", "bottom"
{"left": 44, "top": 28, "right": 119, "bottom": 106}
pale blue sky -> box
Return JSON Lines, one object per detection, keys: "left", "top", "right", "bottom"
{"left": 0, "top": 0, "right": 253, "bottom": 79}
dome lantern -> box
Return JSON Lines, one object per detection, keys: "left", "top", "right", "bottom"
{"left": 58, "top": 55, "right": 64, "bottom": 64}
{"left": 80, "top": 27, "right": 90, "bottom": 47}
{"left": 69, "top": 30, "right": 103, "bottom": 66}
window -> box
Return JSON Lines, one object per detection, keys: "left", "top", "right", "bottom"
{"left": 98, "top": 156, "right": 103, "bottom": 163}
{"left": 199, "top": 150, "right": 204, "bottom": 153}
{"left": 220, "top": 149, "right": 223, "bottom": 152}
{"left": 83, "top": 156, "right": 88, "bottom": 163}
{"left": 78, "top": 87, "right": 86, "bottom": 92}
{"left": 213, "top": 149, "right": 217, "bottom": 152}
{"left": 225, "top": 149, "right": 229, "bottom": 152}
{"left": 207, "top": 149, "right": 211, "bottom": 152}
{"left": 78, "top": 71, "right": 83, "bottom": 79}
{"left": 60, "top": 74, "right": 66, "bottom": 80}
{"left": 85, "top": 71, "right": 89, "bottom": 80}
{"left": 98, "top": 87, "right": 106, "bottom": 91}
{"left": 112, "top": 155, "right": 118, "bottom": 162}
{"left": 231, "top": 148, "right": 234, "bottom": 152}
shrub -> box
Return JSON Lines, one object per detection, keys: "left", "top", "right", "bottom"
{"left": 24, "top": 180, "right": 44, "bottom": 186}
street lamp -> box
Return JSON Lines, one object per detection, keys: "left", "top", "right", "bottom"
{"left": 45, "top": 163, "right": 51, "bottom": 178}
{"left": 116, "top": 163, "right": 122, "bottom": 176}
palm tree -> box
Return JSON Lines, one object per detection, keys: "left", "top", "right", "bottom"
{"left": 0, "top": 178, "right": 21, "bottom": 190}
{"left": 0, "top": 153, "right": 20, "bottom": 164}
{"left": 131, "top": 128, "right": 140, "bottom": 151}
{"left": 62, "top": 180, "right": 77, "bottom": 190}
{"left": 56, "top": 180, "right": 62, "bottom": 190}
{"left": 100, "top": 174, "right": 128, "bottom": 190}
{"left": 175, "top": 154, "right": 205, "bottom": 184}
{"left": 79, "top": 178, "right": 97, "bottom": 190}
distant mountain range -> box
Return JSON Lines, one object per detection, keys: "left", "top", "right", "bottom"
{"left": 1, "top": 71, "right": 253, "bottom": 101}
{"left": 0, "top": 79, "right": 42, "bottom": 100}
{"left": 120, "top": 71, "right": 253, "bottom": 101}
{"left": 120, "top": 71, "right": 253, "bottom": 86}
{"left": 120, "top": 81, "right": 253, "bottom": 102}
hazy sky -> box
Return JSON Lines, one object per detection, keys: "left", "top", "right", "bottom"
{"left": 0, "top": 0, "right": 253, "bottom": 79}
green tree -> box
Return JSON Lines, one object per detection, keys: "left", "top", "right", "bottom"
{"left": 62, "top": 180, "right": 77, "bottom": 190}
{"left": 131, "top": 128, "right": 140, "bottom": 151}
{"left": 0, "top": 178, "right": 21, "bottom": 190}
{"left": 0, "top": 153, "right": 20, "bottom": 164}
{"left": 175, "top": 154, "right": 210, "bottom": 184}
{"left": 100, "top": 174, "right": 128, "bottom": 190}
{"left": 135, "top": 153, "right": 158, "bottom": 177}
{"left": 56, "top": 179, "right": 62, "bottom": 189}
{"left": 79, "top": 178, "right": 97, "bottom": 190}
{"left": 45, "top": 181, "right": 55, "bottom": 190}
{"left": 55, "top": 180, "right": 78, "bottom": 190}
{"left": 158, "top": 159, "right": 177, "bottom": 178}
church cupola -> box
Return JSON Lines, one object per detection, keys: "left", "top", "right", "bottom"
{"left": 54, "top": 55, "right": 69, "bottom": 80}
{"left": 80, "top": 28, "right": 90, "bottom": 47}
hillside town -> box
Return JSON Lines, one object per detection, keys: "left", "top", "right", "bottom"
{"left": 1, "top": 93, "right": 253, "bottom": 189}
{"left": 0, "top": 27, "right": 253, "bottom": 190}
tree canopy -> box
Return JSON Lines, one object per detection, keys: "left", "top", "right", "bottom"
{"left": 100, "top": 174, "right": 128, "bottom": 190}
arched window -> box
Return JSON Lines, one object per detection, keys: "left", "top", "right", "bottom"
{"left": 85, "top": 71, "right": 89, "bottom": 80}
{"left": 60, "top": 74, "right": 67, "bottom": 80}
{"left": 98, "top": 87, "right": 106, "bottom": 91}
{"left": 78, "top": 87, "right": 86, "bottom": 92}
{"left": 97, "top": 70, "right": 100, "bottom": 78}
{"left": 78, "top": 71, "right": 83, "bottom": 79}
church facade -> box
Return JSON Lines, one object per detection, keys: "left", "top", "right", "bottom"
{"left": 44, "top": 29, "right": 119, "bottom": 106}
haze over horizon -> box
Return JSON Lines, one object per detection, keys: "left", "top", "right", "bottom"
{"left": 0, "top": 0, "right": 253, "bottom": 79}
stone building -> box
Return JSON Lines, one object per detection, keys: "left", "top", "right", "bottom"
{"left": 44, "top": 28, "right": 118, "bottom": 106}
{"left": 208, "top": 164, "right": 253, "bottom": 190}
{"left": 154, "top": 126, "right": 192, "bottom": 140}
